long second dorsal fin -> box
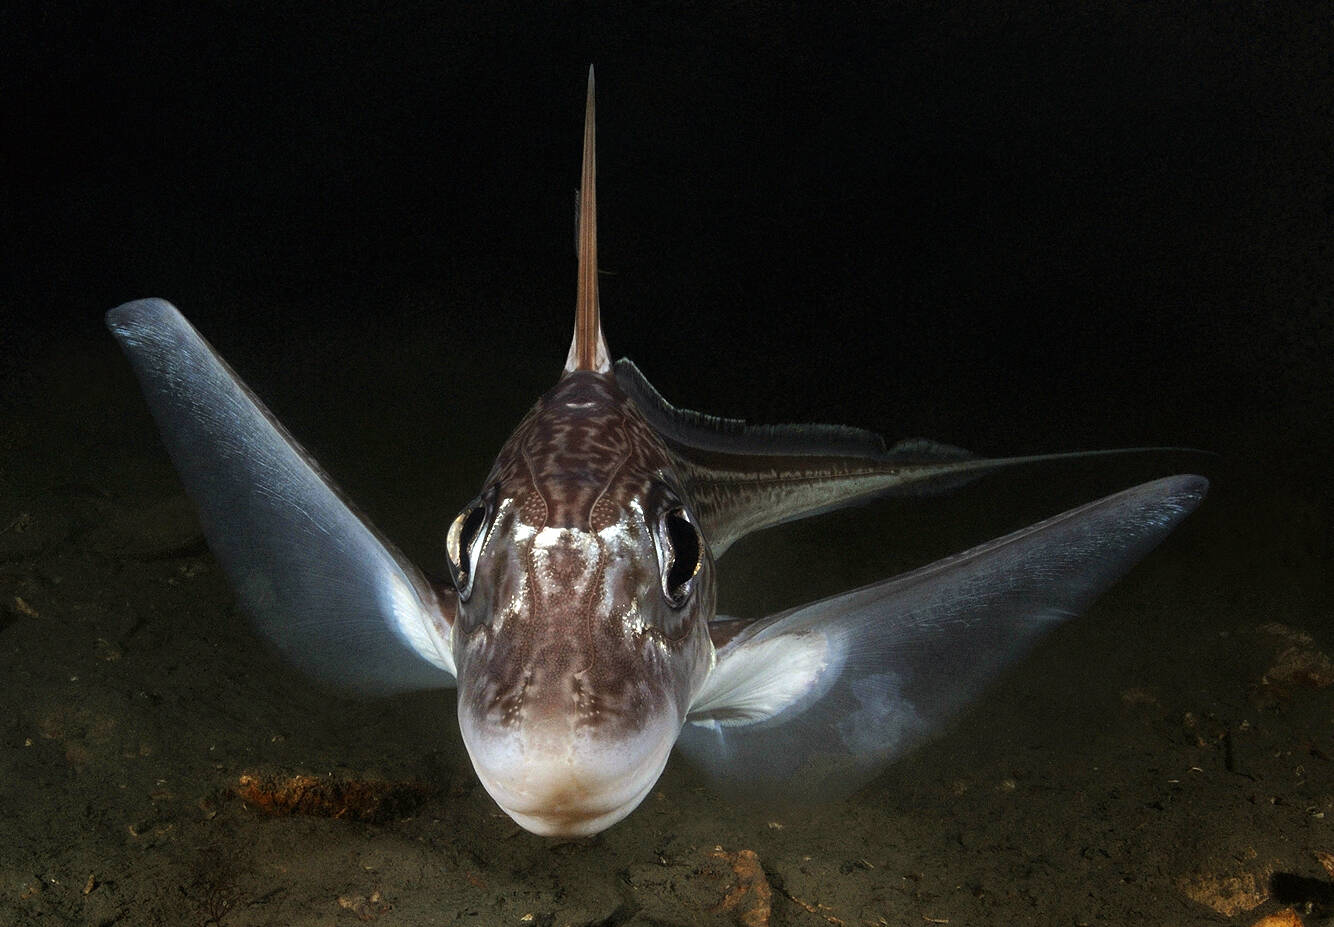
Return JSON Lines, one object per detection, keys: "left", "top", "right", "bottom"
{"left": 564, "top": 66, "right": 612, "bottom": 374}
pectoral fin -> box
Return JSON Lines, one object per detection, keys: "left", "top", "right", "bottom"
{"left": 107, "top": 299, "right": 457, "bottom": 693}
{"left": 679, "top": 474, "right": 1207, "bottom": 798}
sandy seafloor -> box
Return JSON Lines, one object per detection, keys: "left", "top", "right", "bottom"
{"left": 2, "top": 296, "right": 1331, "bottom": 927}
{"left": 2, "top": 3, "right": 1331, "bottom": 925}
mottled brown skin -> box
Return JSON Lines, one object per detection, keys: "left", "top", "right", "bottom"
{"left": 450, "top": 371, "right": 715, "bottom": 833}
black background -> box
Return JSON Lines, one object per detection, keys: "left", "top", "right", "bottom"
{"left": 4, "top": 2, "right": 1329, "bottom": 554}
{"left": 2, "top": 9, "right": 1332, "bottom": 916}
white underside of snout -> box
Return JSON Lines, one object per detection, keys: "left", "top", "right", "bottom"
{"left": 461, "top": 711, "right": 680, "bottom": 837}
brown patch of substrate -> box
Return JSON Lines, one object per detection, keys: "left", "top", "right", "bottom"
{"left": 235, "top": 773, "right": 431, "bottom": 824}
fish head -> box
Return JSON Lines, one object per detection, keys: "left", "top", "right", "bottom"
{"left": 447, "top": 371, "right": 716, "bottom": 836}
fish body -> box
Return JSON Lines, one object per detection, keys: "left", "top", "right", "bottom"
{"left": 107, "top": 71, "right": 1206, "bottom": 836}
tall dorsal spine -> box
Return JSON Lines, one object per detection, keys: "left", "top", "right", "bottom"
{"left": 564, "top": 66, "right": 611, "bottom": 374}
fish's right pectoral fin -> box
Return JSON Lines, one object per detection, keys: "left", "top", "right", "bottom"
{"left": 680, "top": 474, "right": 1207, "bottom": 799}
{"left": 107, "top": 298, "right": 457, "bottom": 694}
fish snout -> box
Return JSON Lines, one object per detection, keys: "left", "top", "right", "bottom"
{"left": 458, "top": 708, "right": 680, "bottom": 836}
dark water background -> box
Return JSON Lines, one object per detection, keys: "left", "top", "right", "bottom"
{"left": 2, "top": 3, "right": 1330, "bottom": 924}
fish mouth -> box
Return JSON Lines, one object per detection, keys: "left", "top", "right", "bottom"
{"left": 460, "top": 711, "right": 680, "bottom": 837}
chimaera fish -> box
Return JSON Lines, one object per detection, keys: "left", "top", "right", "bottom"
{"left": 107, "top": 71, "right": 1206, "bottom": 837}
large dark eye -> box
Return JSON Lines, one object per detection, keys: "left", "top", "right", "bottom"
{"left": 655, "top": 506, "right": 702, "bottom": 608}
{"left": 446, "top": 494, "right": 492, "bottom": 600}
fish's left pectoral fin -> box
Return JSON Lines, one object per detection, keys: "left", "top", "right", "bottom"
{"left": 107, "top": 299, "right": 458, "bottom": 694}
{"left": 680, "top": 474, "right": 1207, "bottom": 799}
